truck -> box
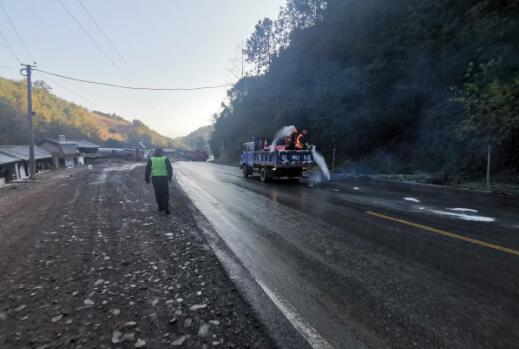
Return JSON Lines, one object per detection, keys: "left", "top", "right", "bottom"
{"left": 240, "top": 137, "right": 314, "bottom": 182}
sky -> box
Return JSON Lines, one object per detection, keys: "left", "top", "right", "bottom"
{"left": 0, "top": 0, "right": 284, "bottom": 138}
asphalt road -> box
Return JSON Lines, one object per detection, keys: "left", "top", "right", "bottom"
{"left": 175, "top": 162, "right": 519, "bottom": 349}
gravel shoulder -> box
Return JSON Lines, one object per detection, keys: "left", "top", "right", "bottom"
{"left": 0, "top": 162, "right": 275, "bottom": 349}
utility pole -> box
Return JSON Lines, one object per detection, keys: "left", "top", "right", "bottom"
{"left": 20, "top": 63, "right": 36, "bottom": 180}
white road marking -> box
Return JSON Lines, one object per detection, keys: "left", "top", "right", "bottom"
{"left": 403, "top": 197, "right": 420, "bottom": 203}
{"left": 353, "top": 187, "right": 360, "bottom": 190}
{"left": 257, "top": 280, "right": 335, "bottom": 349}
{"left": 178, "top": 168, "right": 336, "bottom": 348}
{"left": 448, "top": 208, "right": 478, "bottom": 213}
{"left": 430, "top": 210, "right": 495, "bottom": 222}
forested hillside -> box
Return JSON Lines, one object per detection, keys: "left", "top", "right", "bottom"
{"left": 175, "top": 125, "right": 213, "bottom": 151}
{"left": 0, "top": 77, "right": 177, "bottom": 148}
{"left": 210, "top": 0, "right": 519, "bottom": 182}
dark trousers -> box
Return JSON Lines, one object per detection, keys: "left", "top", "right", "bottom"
{"left": 151, "top": 176, "right": 169, "bottom": 211}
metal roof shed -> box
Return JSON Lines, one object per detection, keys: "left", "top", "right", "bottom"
{"left": 0, "top": 153, "right": 19, "bottom": 165}
{"left": 0, "top": 145, "right": 53, "bottom": 161}
{"left": 72, "top": 139, "right": 100, "bottom": 149}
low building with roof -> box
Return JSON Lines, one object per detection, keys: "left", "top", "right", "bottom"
{"left": 72, "top": 139, "right": 100, "bottom": 154}
{"left": 0, "top": 145, "right": 53, "bottom": 184}
{"left": 39, "top": 136, "right": 101, "bottom": 167}
{"left": 38, "top": 135, "right": 81, "bottom": 168}
{"left": 0, "top": 152, "right": 19, "bottom": 185}
{"left": 70, "top": 139, "right": 101, "bottom": 164}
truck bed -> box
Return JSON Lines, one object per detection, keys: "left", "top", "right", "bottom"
{"left": 241, "top": 149, "right": 313, "bottom": 168}
{"left": 240, "top": 149, "right": 314, "bottom": 182}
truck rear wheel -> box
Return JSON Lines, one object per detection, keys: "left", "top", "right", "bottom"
{"left": 242, "top": 165, "right": 251, "bottom": 178}
{"left": 260, "top": 167, "right": 272, "bottom": 183}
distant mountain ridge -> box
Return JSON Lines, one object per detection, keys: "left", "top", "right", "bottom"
{"left": 0, "top": 76, "right": 179, "bottom": 148}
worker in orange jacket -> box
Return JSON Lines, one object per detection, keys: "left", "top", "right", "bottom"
{"left": 295, "top": 129, "right": 309, "bottom": 150}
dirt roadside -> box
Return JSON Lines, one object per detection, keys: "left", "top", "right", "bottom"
{"left": 0, "top": 163, "right": 275, "bottom": 349}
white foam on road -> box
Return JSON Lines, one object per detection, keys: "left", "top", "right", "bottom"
{"left": 403, "top": 197, "right": 420, "bottom": 203}
{"left": 91, "top": 163, "right": 143, "bottom": 185}
{"left": 90, "top": 172, "right": 107, "bottom": 185}
{"left": 448, "top": 208, "right": 478, "bottom": 213}
{"left": 257, "top": 280, "right": 335, "bottom": 349}
{"left": 430, "top": 210, "right": 495, "bottom": 222}
{"left": 102, "top": 163, "right": 142, "bottom": 172}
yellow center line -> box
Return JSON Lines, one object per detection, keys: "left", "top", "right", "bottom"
{"left": 366, "top": 211, "right": 519, "bottom": 257}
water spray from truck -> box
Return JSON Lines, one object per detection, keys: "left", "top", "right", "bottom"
{"left": 309, "top": 145, "right": 331, "bottom": 181}
{"left": 269, "top": 125, "right": 297, "bottom": 153}
{"left": 269, "top": 125, "right": 331, "bottom": 182}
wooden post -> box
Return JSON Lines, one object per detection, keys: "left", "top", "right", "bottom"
{"left": 331, "top": 146, "right": 336, "bottom": 171}
{"left": 20, "top": 64, "right": 36, "bottom": 179}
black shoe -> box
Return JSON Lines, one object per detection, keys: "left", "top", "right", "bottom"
{"left": 165, "top": 209, "right": 170, "bottom": 215}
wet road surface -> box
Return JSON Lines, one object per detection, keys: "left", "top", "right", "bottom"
{"left": 175, "top": 162, "right": 519, "bottom": 349}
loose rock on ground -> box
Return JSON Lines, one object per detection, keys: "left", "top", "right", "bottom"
{"left": 0, "top": 163, "right": 274, "bottom": 348}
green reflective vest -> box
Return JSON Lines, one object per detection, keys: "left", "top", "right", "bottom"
{"left": 150, "top": 156, "right": 168, "bottom": 177}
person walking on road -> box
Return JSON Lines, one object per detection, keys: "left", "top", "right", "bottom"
{"left": 145, "top": 148, "right": 173, "bottom": 214}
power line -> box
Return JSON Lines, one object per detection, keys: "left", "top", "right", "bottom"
{"left": 35, "top": 68, "right": 233, "bottom": 91}
{"left": 0, "top": 3, "right": 97, "bottom": 112}
{"left": 0, "top": 27, "right": 22, "bottom": 63}
{"left": 56, "top": 0, "right": 124, "bottom": 76}
{"left": 36, "top": 73, "right": 103, "bottom": 110}
{"left": 63, "top": 1, "right": 169, "bottom": 121}
{"left": 0, "top": 2, "right": 34, "bottom": 61}
{"left": 77, "top": 0, "right": 139, "bottom": 83}
{"left": 57, "top": 0, "right": 166, "bottom": 120}
{"left": 0, "top": 7, "right": 93, "bottom": 112}
{"left": 0, "top": 6, "right": 102, "bottom": 114}
{"left": 76, "top": 0, "right": 169, "bottom": 120}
